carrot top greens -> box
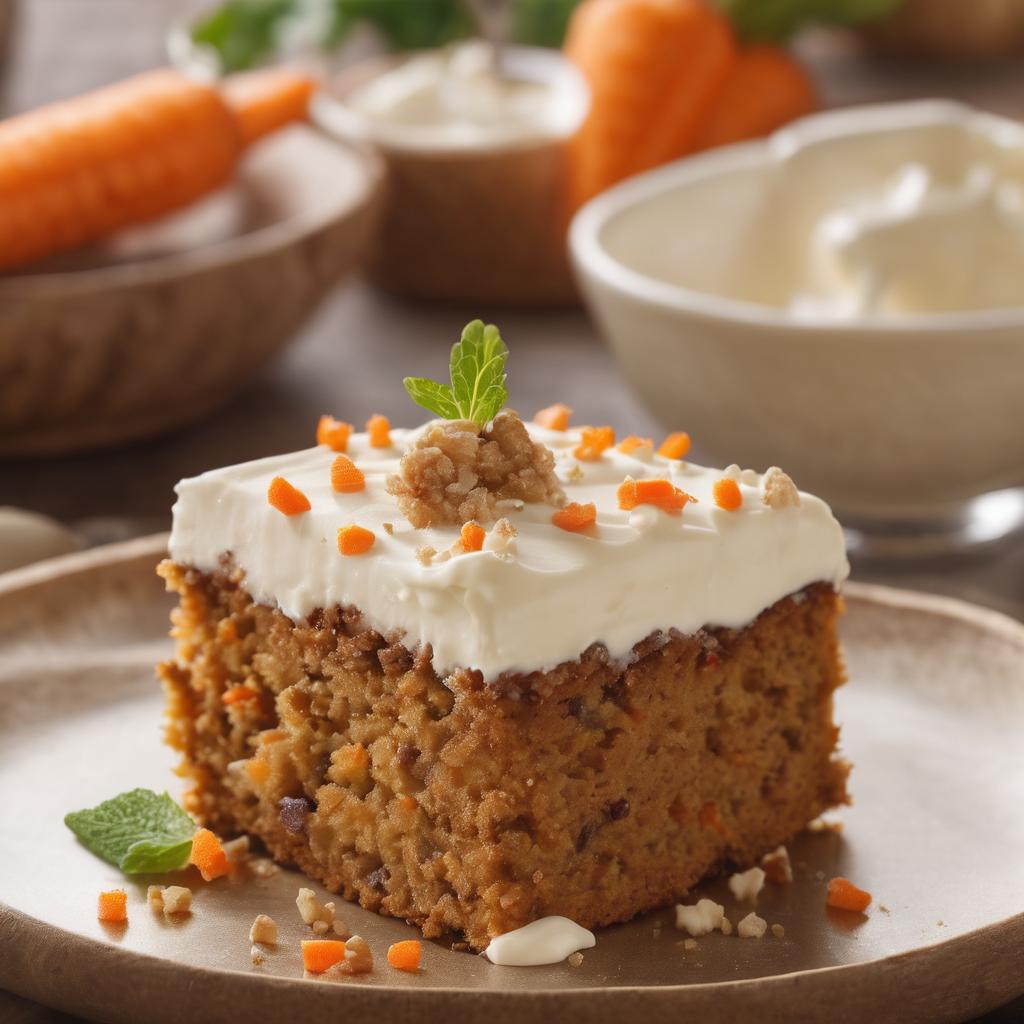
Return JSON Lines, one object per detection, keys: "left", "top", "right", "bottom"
{"left": 404, "top": 320, "right": 509, "bottom": 428}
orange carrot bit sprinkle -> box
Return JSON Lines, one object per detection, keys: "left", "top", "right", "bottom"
{"left": 400, "top": 795, "right": 418, "bottom": 812}
{"left": 189, "top": 827, "right": 229, "bottom": 882}
{"left": 617, "top": 477, "right": 695, "bottom": 513}
{"left": 367, "top": 414, "right": 391, "bottom": 448}
{"left": 826, "top": 877, "right": 872, "bottom": 913}
{"left": 245, "top": 757, "right": 270, "bottom": 785}
{"left": 713, "top": 478, "right": 743, "bottom": 511}
{"left": 97, "top": 889, "right": 127, "bottom": 924}
{"left": 316, "top": 415, "right": 353, "bottom": 452}
{"left": 533, "top": 403, "right": 572, "bottom": 431}
{"left": 302, "top": 939, "right": 348, "bottom": 974}
{"left": 337, "top": 524, "right": 375, "bottom": 556}
{"left": 658, "top": 432, "right": 692, "bottom": 460}
{"left": 330, "top": 454, "right": 365, "bottom": 494}
{"left": 617, "top": 435, "right": 653, "bottom": 455}
{"left": 552, "top": 502, "right": 597, "bottom": 533}
{"left": 222, "top": 684, "right": 258, "bottom": 707}
{"left": 387, "top": 939, "right": 422, "bottom": 973}
{"left": 573, "top": 425, "right": 616, "bottom": 461}
{"left": 460, "top": 521, "right": 486, "bottom": 552}
{"left": 267, "top": 476, "right": 311, "bottom": 516}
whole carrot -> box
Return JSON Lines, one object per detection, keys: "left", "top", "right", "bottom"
{"left": 564, "top": 0, "right": 736, "bottom": 210}
{"left": 0, "top": 66, "right": 315, "bottom": 272}
{"left": 693, "top": 44, "right": 817, "bottom": 150}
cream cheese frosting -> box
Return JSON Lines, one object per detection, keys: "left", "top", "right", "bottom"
{"left": 168, "top": 422, "right": 849, "bottom": 679}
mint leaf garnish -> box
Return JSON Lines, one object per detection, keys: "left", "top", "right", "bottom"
{"left": 404, "top": 320, "right": 509, "bottom": 428}
{"left": 65, "top": 789, "right": 196, "bottom": 875}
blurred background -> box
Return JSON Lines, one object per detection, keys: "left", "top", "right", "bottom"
{"left": 0, "top": 0, "right": 1022, "bottom": 617}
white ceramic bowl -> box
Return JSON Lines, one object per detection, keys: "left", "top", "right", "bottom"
{"left": 570, "top": 100, "right": 1024, "bottom": 546}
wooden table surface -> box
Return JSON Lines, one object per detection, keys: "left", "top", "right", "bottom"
{"left": 1, "top": 3, "right": 1022, "bottom": 1021}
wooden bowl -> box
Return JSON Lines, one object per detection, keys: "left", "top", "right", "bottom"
{"left": 0, "top": 125, "right": 384, "bottom": 457}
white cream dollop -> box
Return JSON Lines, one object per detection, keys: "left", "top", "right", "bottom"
{"left": 483, "top": 916, "right": 595, "bottom": 966}
{"left": 168, "top": 422, "right": 849, "bottom": 679}
{"left": 791, "top": 162, "right": 1024, "bottom": 317}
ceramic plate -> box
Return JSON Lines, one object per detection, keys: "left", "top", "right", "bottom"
{"left": 0, "top": 536, "right": 1021, "bottom": 1024}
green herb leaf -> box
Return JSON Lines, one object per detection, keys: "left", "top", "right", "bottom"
{"left": 403, "top": 320, "right": 509, "bottom": 427}
{"left": 402, "top": 377, "right": 462, "bottom": 421}
{"left": 710, "top": 0, "right": 904, "bottom": 42}
{"left": 64, "top": 789, "right": 196, "bottom": 875}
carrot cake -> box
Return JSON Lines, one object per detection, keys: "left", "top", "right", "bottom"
{"left": 158, "top": 322, "right": 850, "bottom": 951}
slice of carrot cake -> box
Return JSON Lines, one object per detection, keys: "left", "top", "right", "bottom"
{"left": 158, "top": 321, "right": 850, "bottom": 951}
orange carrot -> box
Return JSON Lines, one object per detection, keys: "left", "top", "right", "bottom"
{"left": 533, "top": 403, "right": 572, "bottom": 431}
{"left": 317, "top": 415, "right": 353, "bottom": 452}
{"left": 574, "top": 425, "right": 616, "bottom": 461}
{"left": 302, "top": 939, "right": 348, "bottom": 973}
{"left": 617, "top": 477, "right": 695, "bottom": 513}
{"left": 245, "top": 757, "right": 270, "bottom": 785}
{"left": 565, "top": 0, "right": 736, "bottom": 210}
{"left": 552, "top": 502, "right": 598, "bottom": 532}
{"left": 618, "top": 435, "right": 653, "bottom": 455}
{"left": 189, "top": 827, "right": 228, "bottom": 882}
{"left": 331, "top": 454, "right": 365, "bottom": 494}
{"left": 713, "top": 478, "right": 743, "bottom": 510}
{"left": 387, "top": 939, "right": 422, "bottom": 972}
{"left": 400, "top": 795, "right": 418, "bottom": 811}
{"left": 0, "top": 67, "right": 314, "bottom": 272}
{"left": 826, "top": 877, "right": 872, "bottom": 913}
{"left": 222, "top": 684, "right": 257, "bottom": 706}
{"left": 337, "top": 524, "right": 375, "bottom": 556}
{"left": 367, "top": 414, "right": 391, "bottom": 448}
{"left": 657, "top": 432, "right": 691, "bottom": 460}
{"left": 97, "top": 889, "right": 127, "bottom": 923}
{"left": 460, "top": 522, "right": 486, "bottom": 552}
{"left": 268, "top": 476, "right": 311, "bottom": 516}
{"left": 695, "top": 45, "right": 816, "bottom": 151}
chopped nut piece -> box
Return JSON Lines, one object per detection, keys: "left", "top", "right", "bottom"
{"left": 416, "top": 545, "right": 436, "bottom": 567}
{"left": 762, "top": 466, "right": 801, "bottom": 509}
{"left": 737, "top": 913, "right": 768, "bottom": 939}
{"left": 296, "top": 888, "right": 337, "bottom": 931}
{"left": 250, "top": 914, "right": 278, "bottom": 945}
{"left": 567, "top": 951, "right": 585, "bottom": 967}
{"left": 566, "top": 464, "right": 585, "bottom": 482}
{"left": 771, "top": 923, "right": 786, "bottom": 939}
{"left": 761, "top": 845, "right": 793, "bottom": 884}
{"left": 484, "top": 517, "right": 518, "bottom": 559}
{"left": 728, "top": 866, "right": 766, "bottom": 903}
{"left": 161, "top": 886, "right": 192, "bottom": 915}
{"left": 249, "top": 857, "right": 279, "bottom": 878}
{"left": 382, "top": 522, "right": 394, "bottom": 535}
{"left": 683, "top": 938, "right": 698, "bottom": 951}
{"left": 720, "top": 917, "right": 733, "bottom": 936}
{"left": 250, "top": 944, "right": 265, "bottom": 965}
{"left": 333, "top": 919, "right": 351, "bottom": 940}
{"left": 387, "top": 412, "right": 564, "bottom": 528}
{"left": 147, "top": 885, "right": 165, "bottom": 911}
{"left": 341, "top": 935, "right": 373, "bottom": 974}
{"left": 675, "top": 898, "right": 725, "bottom": 937}
{"left": 222, "top": 835, "right": 250, "bottom": 865}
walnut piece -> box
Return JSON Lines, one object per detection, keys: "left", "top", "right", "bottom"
{"left": 387, "top": 412, "right": 564, "bottom": 528}
{"left": 737, "top": 912, "right": 768, "bottom": 939}
{"left": 249, "top": 913, "right": 278, "bottom": 945}
{"left": 761, "top": 845, "right": 793, "bottom": 884}
{"left": 762, "top": 466, "right": 801, "bottom": 509}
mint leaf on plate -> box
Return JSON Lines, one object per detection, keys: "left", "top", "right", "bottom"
{"left": 65, "top": 789, "right": 197, "bottom": 875}
{"left": 404, "top": 319, "right": 509, "bottom": 428}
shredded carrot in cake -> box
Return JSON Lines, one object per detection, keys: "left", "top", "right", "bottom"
{"left": 330, "top": 454, "right": 365, "bottom": 494}
{"left": 826, "top": 877, "right": 872, "bottom": 913}
{"left": 366, "top": 414, "right": 391, "bottom": 448}
{"left": 533, "top": 403, "right": 572, "bottom": 431}
{"left": 552, "top": 502, "right": 597, "bottom": 532}
{"left": 400, "top": 795, "right": 418, "bottom": 811}
{"left": 713, "top": 478, "right": 743, "bottom": 511}
{"left": 267, "top": 476, "right": 310, "bottom": 516}
{"left": 222, "top": 685, "right": 257, "bottom": 706}
{"left": 698, "top": 802, "right": 729, "bottom": 836}
{"left": 337, "top": 524, "right": 375, "bottom": 556}
{"left": 658, "top": 432, "right": 691, "bottom": 460}
{"left": 617, "top": 477, "right": 695, "bottom": 513}
{"left": 302, "top": 939, "right": 347, "bottom": 973}
{"left": 246, "top": 758, "right": 270, "bottom": 784}
{"left": 316, "top": 415, "right": 353, "bottom": 452}
{"left": 97, "top": 890, "right": 127, "bottom": 923}
{"left": 617, "top": 435, "right": 653, "bottom": 455}
{"left": 573, "top": 425, "right": 615, "bottom": 461}
{"left": 460, "top": 521, "right": 486, "bottom": 552}
{"left": 189, "top": 828, "right": 228, "bottom": 882}
{"left": 387, "top": 939, "right": 421, "bottom": 972}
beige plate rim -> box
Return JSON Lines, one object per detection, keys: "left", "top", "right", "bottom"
{"left": 1, "top": 534, "right": 1022, "bottom": 1024}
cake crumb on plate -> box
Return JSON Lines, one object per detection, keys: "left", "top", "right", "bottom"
{"left": 737, "top": 913, "right": 768, "bottom": 939}
{"left": 728, "top": 866, "right": 766, "bottom": 902}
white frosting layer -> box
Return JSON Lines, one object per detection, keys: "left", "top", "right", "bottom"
{"left": 484, "top": 916, "right": 596, "bottom": 966}
{"left": 168, "top": 422, "right": 849, "bottom": 679}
